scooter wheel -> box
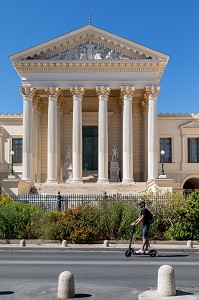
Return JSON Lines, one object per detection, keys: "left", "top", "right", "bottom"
{"left": 125, "top": 250, "right": 132, "bottom": 257}
{"left": 149, "top": 250, "right": 157, "bottom": 257}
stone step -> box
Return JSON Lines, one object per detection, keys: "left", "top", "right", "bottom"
{"left": 34, "top": 182, "right": 147, "bottom": 195}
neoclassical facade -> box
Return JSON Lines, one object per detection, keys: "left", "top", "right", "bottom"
{"left": 1, "top": 25, "right": 199, "bottom": 194}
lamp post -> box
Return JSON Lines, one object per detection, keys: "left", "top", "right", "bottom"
{"left": 9, "top": 150, "right": 15, "bottom": 177}
{"left": 160, "top": 150, "right": 165, "bottom": 175}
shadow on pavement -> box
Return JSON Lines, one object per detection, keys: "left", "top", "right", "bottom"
{"left": 75, "top": 294, "right": 92, "bottom": 298}
{"left": 0, "top": 291, "right": 14, "bottom": 295}
{"left": 177, "top": 290, "right": 194, "bottom": 295}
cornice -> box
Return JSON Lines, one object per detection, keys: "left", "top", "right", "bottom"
{"left": 2, "top": 112, "right": 198, "bottom": 120}
{"left": 0, "top": 113, "right": 23, "bottom": 119}
{"left": 158, "top": 113, "right": 199, "bottom": 119}
{"left": 13, "top": 60, "right": 166, "bottom": 81}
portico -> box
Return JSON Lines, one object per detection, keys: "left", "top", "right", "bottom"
{"left": 10, "top": 25, "right": 169, "bottom": 187}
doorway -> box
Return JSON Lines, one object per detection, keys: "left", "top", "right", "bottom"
{"left": 82, "top": 126, "right": 98, "bottom": 171}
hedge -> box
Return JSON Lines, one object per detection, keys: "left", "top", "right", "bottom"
{"left": 0, "top": 191, "right": 199, "bottom": 241}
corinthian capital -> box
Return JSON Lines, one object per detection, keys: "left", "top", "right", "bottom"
{"left": 57, "top": 93, "right": 65, "bottom": 111}
{"left": 96, "top": 86, "right": 111, "bottom": 98}
{"left": 20, "top": 87, "right": 36, "bottom": 99}
{"left": 120, "top": 86, "right": 135, "bottom": 99}
{"left": 140, "top": 94, "right": 148, "bottom": 112}
{"left": 32, "top": 94, "right": 43, "bottom": 113}
{"left": 45, "top": 87, "right": 61, "bottom": 98}
{"left": 118, "top": 98, "right": 123, "bottom": 111}
{"left": 70, "top": 87, "right": 85, "bottom": 98}
{"left": 145, "top": 86, "right": 160, "bottom": 98}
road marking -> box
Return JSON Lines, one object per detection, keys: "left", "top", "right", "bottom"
{"left": 0, "top": 260, "right": 198, "bottom": 266}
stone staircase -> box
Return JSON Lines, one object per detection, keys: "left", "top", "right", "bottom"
{"left": 34, "top": 181, "right": 147, "bottom": 195}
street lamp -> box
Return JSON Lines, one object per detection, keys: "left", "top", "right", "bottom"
{"left": 9, "top": 150, "right": 15, "bottom": 177}
{"left": 160, "top": 150, "right": 165, "bottom": 175}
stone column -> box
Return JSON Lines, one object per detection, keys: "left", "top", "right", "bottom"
{"left": 45, "top": 87, "right": 61, "bottom": 183}
{"left": 32, "top": 93, "right": 43, "bottom": 183}
{"left": 20, "top": 87, "right": 36, "bottom": 182}
{"left": 57, "top": 93, "right": 65, "bottom": 181}
{"left": 118, "top": 97, "right": 124, "bottom": 180}
{"left": 96, "top": 86, "right": 111, "bottom": 183}
{"left": 70, "top": 87, "right": 85, "bottom": 183}
{"left": 145, "top": 86, "right": 160, "bottom": 180}
{"left": 140, "top": 94, "right": 148, "bottom": 182}
{"left": 120, "top": 86, "right": 135, "bottom": 183}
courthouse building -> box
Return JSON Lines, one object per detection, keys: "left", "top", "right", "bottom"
{"left": 0, "top": 25, "right": 199, "bottom": 194}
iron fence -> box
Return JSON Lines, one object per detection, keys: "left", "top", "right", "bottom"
{"left": 8, "top": 192, "right": 176, "bottom": 212}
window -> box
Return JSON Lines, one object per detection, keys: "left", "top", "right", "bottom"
{"left": 188, "top": 138, "right": 199, "bottom": 163}
{"left": 12, "top": 138, "right": 22, "bottom": 163}
{"left": 160, "top": 138, "right": 172, "bottom": 163}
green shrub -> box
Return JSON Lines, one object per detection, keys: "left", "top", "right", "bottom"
{"left": 44, "top": 208, "right": 102, "bottom": 242}
{"left": 0, "top": 196, "right": 45, "bottom": 239}
{"left": 1, "top": 191, "right": 199, "bottom": 241}
{"left": 95, "top": 199, "right": 140, "bottom": 240}
{"left": 166, "top": 190, "right": 199, "bottom": 240}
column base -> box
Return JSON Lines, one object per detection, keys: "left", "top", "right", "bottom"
{"left": 122, "top": 178, "right": 135, "bottom": 183}
{"left": 97, "top": 179, "right": 109, "bottom": 184}
{"left": 71, "top": 179, "right": 83, "bottom": 184}
{"left": 46, "top": 179, "right": 58, "bottom": 183}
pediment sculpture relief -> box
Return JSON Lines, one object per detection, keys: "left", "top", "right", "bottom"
{"left": 28, "top": 42, "right": 148, "bottom": 60}
{"left": 53, "top": 42, "right": 132, "bottom": 60}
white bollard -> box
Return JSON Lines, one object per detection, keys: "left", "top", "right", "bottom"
{"left": 57, "top": 271, "right": 75, "bottom": 299}
{"left": 103, "top": 240, "right": 109, "bottom": 247}
{"left": 62, "top": 240, "right": 68, "bottom": 247}
{"left": 20, "top": 239, "right": 26, "bottom": 247}
{"left": 157, "top": 265, "right": 176, "bottom": 296}
{"left": 187, "top": 240, "right": 193, "bottom": 248}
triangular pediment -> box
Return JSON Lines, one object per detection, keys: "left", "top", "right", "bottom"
{"left": 10, "top": 25, "right": 169, "bottom": 62}
{"left": 180, "top": 122, "right": 199, "bottom": 129}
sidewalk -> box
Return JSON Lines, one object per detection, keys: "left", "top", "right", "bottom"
{"left": 0, "top": 240, "right": 198, "bottom": 252}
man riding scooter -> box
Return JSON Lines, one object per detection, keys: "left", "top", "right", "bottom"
{"left": 131, "top": 199, "right": 152, "bottom": 254}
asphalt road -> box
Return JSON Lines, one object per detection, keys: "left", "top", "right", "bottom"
{"left": 0, "top": 250, "right": 198, "bottom": 300}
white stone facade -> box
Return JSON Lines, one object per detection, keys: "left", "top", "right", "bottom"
{"left": 0, "top": 25, "right": 198, "bottom": 194}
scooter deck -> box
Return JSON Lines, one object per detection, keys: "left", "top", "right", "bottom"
{"left": 125, "top": 248, "right": 157, "bottom": 257}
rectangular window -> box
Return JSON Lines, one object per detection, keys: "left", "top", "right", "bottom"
{"left": 160, "top": 138, "right": 172, "bottom": 163}
{"left": 12, "top": 138, "right": 22, "bottom": 163}
{"left": 188, "top": 138, "right": 199, "bottom": 163}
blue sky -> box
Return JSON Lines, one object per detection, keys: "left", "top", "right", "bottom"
{"left": 0, "top": 0, "right": 196, "bottom": 114}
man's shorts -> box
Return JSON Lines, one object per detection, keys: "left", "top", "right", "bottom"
{"left": 142, "top": 224, "right": 150, "bottom": 238}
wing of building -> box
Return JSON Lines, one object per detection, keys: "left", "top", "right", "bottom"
{"left": 0, "top": 25, "right": 199, "bottom": 195}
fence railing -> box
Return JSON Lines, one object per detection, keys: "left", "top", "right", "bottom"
{"left": 8, "top": 193, "right": 177, "bottom": 212}
{"left": 9, "top": 193, "right": 136, "bottom": 211}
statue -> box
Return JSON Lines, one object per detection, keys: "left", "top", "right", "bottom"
{"left": 106, "top": 49, "right": 115, "bottom": 59}
{"left": 65, "top": 145, "right": 71, "bottom": 163}
{"left": 94, "top": 53, "right": 103, "bottom": 59}
{"left": 110, "top": 145, "right": 120, "bottom": 182}
{"left": 111, "top": 145, "right": 118, "bottom": 162}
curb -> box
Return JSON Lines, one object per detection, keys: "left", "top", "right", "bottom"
{"left": 0, "top": 246, "right": 199, "bottom": 252}
{"left": 138, "top": 290, "right": 199, "bottom": 300}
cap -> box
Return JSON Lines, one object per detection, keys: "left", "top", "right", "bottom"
{"left": 137, "top": 198, "right": 145, "bottom": 206}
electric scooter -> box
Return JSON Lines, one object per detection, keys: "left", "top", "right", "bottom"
{"left": 125, "top": 226, "right": 157, "bottom": 257}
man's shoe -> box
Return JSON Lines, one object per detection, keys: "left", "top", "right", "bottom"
{"left": 136, "top": 249, "right": 144, "bottom": 254}
{"left": 144, "top": 250, "right": 149, "bottom": 254}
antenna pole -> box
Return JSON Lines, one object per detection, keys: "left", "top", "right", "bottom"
{"left": 89, "top": 0, "right": 92, "bottom": 25}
